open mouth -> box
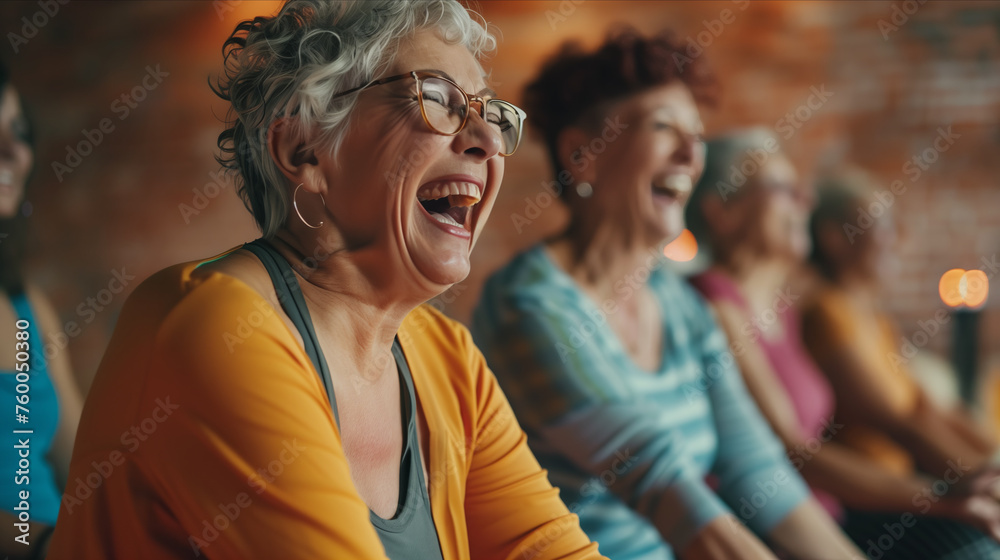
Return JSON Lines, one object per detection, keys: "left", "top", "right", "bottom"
{"left": 416, "top": 181, "right": 482, "bottom": 232}
{"left": 652, "top": 174, "right": 693, "bottom": 201}
{"left": 0, "top": 169, "right": 16, "bottom": 195}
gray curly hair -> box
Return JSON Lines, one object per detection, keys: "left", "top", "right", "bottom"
{"left": 213, "top": 0, "right": 496, "bottom": 238}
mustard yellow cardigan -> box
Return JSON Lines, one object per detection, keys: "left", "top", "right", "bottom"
{"left": 48, "top": 248, "right": 603, "bottom": 560}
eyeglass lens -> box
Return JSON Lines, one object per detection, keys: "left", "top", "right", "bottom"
{"left": 418, "top": 76, "right": 520, "bottom": 155}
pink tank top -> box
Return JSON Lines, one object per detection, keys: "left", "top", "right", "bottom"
{"left": 690, "top": 270, "right": 843, "bottom": 521}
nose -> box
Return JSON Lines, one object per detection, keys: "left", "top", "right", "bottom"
{"left": 452, "top": 102, "right": 502, "bottom": 161}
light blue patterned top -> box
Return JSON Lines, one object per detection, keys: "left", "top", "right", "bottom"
{"left": 472, "top": 245, "right": 809, "bottom": 559}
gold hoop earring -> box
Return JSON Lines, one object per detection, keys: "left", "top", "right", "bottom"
{"left": 293, "top": 183, "right": 325, "bottom": 229}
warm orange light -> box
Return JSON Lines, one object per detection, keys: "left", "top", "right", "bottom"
{"left": 962, "top": 270, "right": 989, "bottom": 308}
{"left": 225, "top": 0, "right": 283, "bottom": 21}
{"left": 939, "top": 268, "right": 989, "bottom": 309}
{"left": 664, "top": 229, "right": 698, "bottom": 262}
{"left": 939, "top": 269, "right": 966, "bottom": 307}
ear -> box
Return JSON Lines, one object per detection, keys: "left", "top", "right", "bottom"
{"left": 555, "top": 126, "right": 598, "bottom": 185}
{"left": 267, "top": 117, "right": 325, "bottom": 195}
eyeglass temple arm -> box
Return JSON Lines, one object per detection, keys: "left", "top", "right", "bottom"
{"left": 329, "top": 72, "right": 415, "bottom": 101}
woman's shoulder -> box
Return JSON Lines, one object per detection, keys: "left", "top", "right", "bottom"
{"left": 799, "top": 281, "right": 851, "bottom": 318}
{"left": 115, "top": 246, "right": 293, "bottom": 354}
{"left": 20, "top": 284, "right": 60, "bottom": 332}
{"left": 688, "top": 268, "right": 742, "bottom": 305}
{"left": 187, "top": 246, "right": 276, "bottom": 303}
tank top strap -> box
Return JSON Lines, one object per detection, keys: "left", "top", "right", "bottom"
{"left": 690, "top": 269, "right": 750, "bottom": 311}
{"left": 242, "top": 239, "right": 340, "bottom": 426}
{"left": 242, "top": 240, "right": 443, "bottom": 559}
{"left": 392, "top": 340, "right": 436, "bottom": 505}
{"left": 392, "top": 340, "right": 419, "bottom": 488}
{"left": 391, "top": 341, "right": 416, "bottom": 437}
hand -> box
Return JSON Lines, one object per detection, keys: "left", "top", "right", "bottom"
{"left": 933, "top": 494, "right": 1000, "bottom": 542}
{"left": 953, "top": 465, "right": 1000, "bottom": 501}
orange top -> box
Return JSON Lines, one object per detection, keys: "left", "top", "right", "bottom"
{"left": 48, "top": 249, "right": 603, "bottom": 560}
{"left": 801, "top": 287, "right": 918, "bottom": 476}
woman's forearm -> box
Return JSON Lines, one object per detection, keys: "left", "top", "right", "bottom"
{"left": 943, "top": 407, "right": 997, "bottom": 457}
{"left": 679, "top": 515, "right": 779, "bottom": 560}
{"left": 799, "top": 441, "right": 936, "bottom": 513}
{"left": 889, "top": 410, "right": 989, "bottom": 477}
{"left": 766, "top": 499, "right": 864, "bottom": 560}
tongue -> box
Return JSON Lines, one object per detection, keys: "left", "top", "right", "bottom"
{"left": 446, "top": 206, "right": 466, "bottom": 223}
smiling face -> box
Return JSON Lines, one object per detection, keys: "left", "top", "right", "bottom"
{"left": 750, "top": 153, "right": 812, "bottom": 261}
{"left": 0, "top": 86, "right": 32, "bottom": 218}
{"left": 576, "top": 82, "right": 705, "bottom": 247}
{"left": 311, "top": 29, "right": 504, "bottom": 289}
{"left": 852, "top": 207, "right": 898, "bottom": 283}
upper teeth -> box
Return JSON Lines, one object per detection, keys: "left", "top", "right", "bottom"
{"left": 0, "top": 170, "right": 12, "bottom": 185}
{"left": 417, "top": 181, "right": 482, "bottom": 204}
{"left": 654, "top": 174, "right": 692, "bottom": 196}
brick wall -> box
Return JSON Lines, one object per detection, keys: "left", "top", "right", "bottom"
{"left": 1, "top": 0, "right": 997, "bottom": 394}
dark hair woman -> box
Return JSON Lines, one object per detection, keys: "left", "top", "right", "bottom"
{"left": 0, "top": 60, "right": 83, "bottom": 560}
{"left": 799, "top": 171, "right": 1000, "bottom": 558}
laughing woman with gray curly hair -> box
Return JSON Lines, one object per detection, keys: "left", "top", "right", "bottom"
{"left": 47, "top": 2, "right": 604, "bottom": 559}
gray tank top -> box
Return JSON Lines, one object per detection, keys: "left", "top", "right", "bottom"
{"left": 244, "top": 240, "right": 445, "bottom": 560}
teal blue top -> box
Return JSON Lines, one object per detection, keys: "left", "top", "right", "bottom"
{"left": 1, "top": 292, "right": 62, "bottom": 525}
{"left": 472, "top": 245, "right": 809, "bottom": 560}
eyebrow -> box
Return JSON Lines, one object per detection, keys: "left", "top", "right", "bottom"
{"left": 653, "top": 106, "right": 704, "bottom": 132}
{"left": 417, "top": 68, "right": 497, "bottom": 98}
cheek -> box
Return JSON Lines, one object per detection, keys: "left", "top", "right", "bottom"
{"left": 597, "top": 136, "right": 653, "bottom": 179}
{"left": 375, "top": 122, "right": 429, "bottom": 179}
{"left": 859, "top": 239, "right": 881, "bottom": 263}
{"left": 762, "top": 196, "right": 799, "bottom": 231}
{"left": 692, "top": 144, "right": 707, "bottom": 177}
{"left": 775, "top": 199, "right": 800, "bottom": 227}
{"left": 480, "top": 160, "right": 504, "bottom": 213}
{"left": 14, "top": 143, "right": 32, "bottom": 176}
{"left": 348, "top": 103, "right": 433, "bottom": 175}
{"left": 643, "top": 135, "right": 675, "bottom": 167}
{"left": 346, "top": 132, "right": 445, "bottom": 205}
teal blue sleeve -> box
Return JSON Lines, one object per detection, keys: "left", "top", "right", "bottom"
{"left": 475, "top": 294, "right": 733, "bottom": 551}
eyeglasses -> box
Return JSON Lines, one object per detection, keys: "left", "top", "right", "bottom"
{"left": 331, "top": 71, "right": 527, "bottom": 157}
